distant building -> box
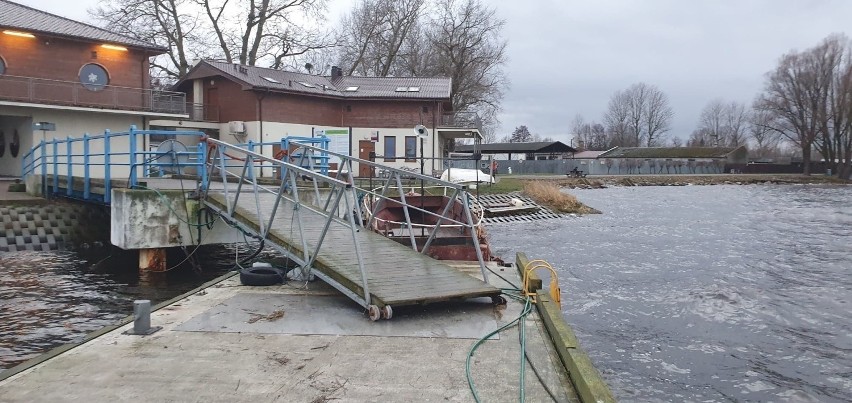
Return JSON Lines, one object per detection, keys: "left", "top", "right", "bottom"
{"left": 454, "top": 141, "right": 576, "bottom": 160}
{"left": 596, "top": 146, "right": 748, "bottom": 174}
{"left": 165, "top": 61, "right": 481, "bottom": 177}
{"left": 0, "top": 0, "right": 188, "bottom": 177}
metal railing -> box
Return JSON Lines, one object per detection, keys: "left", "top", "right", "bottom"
{"left": 21, "top": 126, "right": 206, "bottom": 203}
{"left": 440, "top": 111, "right": 482, "bottom": 130}
{"left": 0, "top": 75, "right": 187, "bottom": 115}
{"left": 292, "top": 141, "right": 491, "bottom": 282}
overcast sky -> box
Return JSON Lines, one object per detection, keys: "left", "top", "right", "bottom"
{"left": 22, "top": 0, "right": 852, "bottom": 144}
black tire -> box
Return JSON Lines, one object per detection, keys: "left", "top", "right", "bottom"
{"left": 239, "top": 267, "right": 285, "bottom": 286}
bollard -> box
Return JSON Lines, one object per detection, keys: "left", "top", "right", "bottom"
{"left": 123, "top": 300, "right": 162, "bottom": 335}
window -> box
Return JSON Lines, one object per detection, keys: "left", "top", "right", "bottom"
{"left": 79, "top": 63, "right": 109, "bottom": 91}
{"left": 395, "top": 87, "right": 408, "bottom": 92}
{"left": 0, "top": 55, "right": 6, "bottom": 75}
{"left": 261, "top": 76, "right": 280, "bottom": 83}
{"left": 344, "top": 86, "right": 359, "bottom": 92}
{"left": 297, "top": 81, "right": 315, "bottom": 88}
{"left": 408, "top": 87, "right": 420, "bottom": 92}
{"left": 384, "top": 136, "right": 396, "bottom": 161}
{"left": 405, "top": 136, "right": 417, "bottom": 161}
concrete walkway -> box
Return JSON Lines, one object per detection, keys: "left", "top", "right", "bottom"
{"left": 0, "top": 179, "right": 44, "bottom": 204}
{"left": 0, "top": 262, "right": 578, "bottom": 402}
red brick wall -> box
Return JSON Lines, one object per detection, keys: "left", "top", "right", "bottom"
{"left": 0, "top": 35, "right": 150, "bottom": 88}
{"left": 342, "top": 100, "right": 439, "bottom": 128}
{"left": 201, "top": 78, "right": 257, "bottom": 123}
{"left": 261, "top": 93, "right": 342, "bottom": 126}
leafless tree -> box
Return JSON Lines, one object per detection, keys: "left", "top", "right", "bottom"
{"left": 337, "top": 0, "right": 425, "bottom": 76}
{"left": 697, "top": 99, "right": 749, "bottom": 147}
{"left": 603, "top": 90, "right": 632, "bottom": 146}
{"left": 604, "top": 83, "right": 673, "bottom": 147}
{"left": 670, "top": 137, "right": 684, "bottom": 147}
{"left": 747, "top": 107, "right": 783, "bottom": 159}
{"left": 725, "top": 101, "right": 749, "bottom": 147}
{"left": 756, "top": 37, "right": 836, "bottom": 175}
{"left": 92, "top": 0, "right": 333, "bottom": 81}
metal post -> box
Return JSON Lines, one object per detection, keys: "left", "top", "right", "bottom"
{"left": 40, "top": 140, "right": 47, "bottom": 197}
{"left": 104, "top": 129, "right": 111, "bottom": 204}
{"left": 462, "top": 191, "right": 490, "bottom": 283}
{"left": 52, "top": 139, "right": 58, "bottom": 194}
{"left": 421, "top": 187, "right": 461, "bottom": 255}
{"left": 129, "top": 125, "right": 138, "bottom": 188}
{"left": 394, "top": 174, "right": 418, "bottom": 251}
{"left": 123, "top": 300, "right": 161, "bottom": 335}
{"left": 65, "top": 136, "right": 72, "bottom": 196}
{"left": 198, "top": 142, "right": 208, "bottom": 193}
{"left": 83, "top": 133, "right": 90, "bottom": 200}
{"left": 343, "top": 189, "right": 371, "bottom": 307}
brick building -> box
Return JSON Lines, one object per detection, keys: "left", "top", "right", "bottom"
{"left": 165, "top": 60, "right": 481, "bottom": 177}
{"left": 0, "top": 0, "right": 187, "bottom": 177}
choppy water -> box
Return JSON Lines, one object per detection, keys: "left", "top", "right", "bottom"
{"left": 489, "top": 184, "right": 852, "bottom": 403}
{"left": 0, "top": 246, "right": 236, "bottom": 371}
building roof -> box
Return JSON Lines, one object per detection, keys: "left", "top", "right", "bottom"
{"left": 0, "top": 0, "right": 166, "bottom": 52}
{"left": 454, "top": 141, "right": 576, "bottom": 154}
{"left": 572, "top": 150, "right": 610, "bottom": 159}
{"left": 175, "top": 60, "right": 452, "bottom": 100}
{"left": 597, "top": 146, "right": 745, "bottom": 159}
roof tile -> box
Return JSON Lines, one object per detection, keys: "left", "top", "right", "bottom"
{"left": 0, "top": 0, "right": 165, "bottom": 51}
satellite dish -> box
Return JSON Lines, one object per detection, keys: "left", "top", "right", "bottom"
{"left": 155, "top": 139, "right": 189, "bottom": 175}
{"left": 414, "top": 124, "right": 428, "bottom": 138}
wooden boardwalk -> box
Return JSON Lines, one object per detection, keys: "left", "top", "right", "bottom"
{"left": 205, "top": 192, "right": 500, "bottom": 309}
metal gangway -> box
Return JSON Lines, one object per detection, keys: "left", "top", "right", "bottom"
{"left": 202, "top": 139, "right": 500, "bottom": 321}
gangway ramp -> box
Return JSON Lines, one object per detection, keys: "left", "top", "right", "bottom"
{"left": 203, "top": 139, "right": 500, "bottom": 321}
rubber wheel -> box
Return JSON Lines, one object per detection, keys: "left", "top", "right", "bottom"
{"left": 368, "top": 305, "right": 381, "bottom": 321}
{"left": 381, "top": 305, "right": 393, "bottom": 320}
{"left": 239, "top": 267, "right": 285, "bottom": 286}
{"left": 491, "top": 295, "right": 507, "bottom": 305}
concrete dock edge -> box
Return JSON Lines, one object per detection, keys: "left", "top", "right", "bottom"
{"left": 516, "top": 252, "right": 616, "bottom": 403}
{"left": 0, "top": 270, "right": 239, "bottom": 382}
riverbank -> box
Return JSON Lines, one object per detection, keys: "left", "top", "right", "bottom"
{"left": 476, "top": 173, "right": 847, "bottom": 194}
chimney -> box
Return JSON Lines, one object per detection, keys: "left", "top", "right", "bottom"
{"left": 331, "top": 66, "right": 343, "bottom": 79}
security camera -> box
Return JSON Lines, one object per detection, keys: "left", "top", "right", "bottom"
{"left": 414, "top": 124, "right": 428, "bottom": 137}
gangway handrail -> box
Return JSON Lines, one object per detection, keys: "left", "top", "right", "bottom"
{"left": 203, "top": 138, "right": 373, "bottom": 308}
{"left": 290, "top": 140, "right": 491, "bottom": 283}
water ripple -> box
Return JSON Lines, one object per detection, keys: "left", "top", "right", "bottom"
{"left": 489, "top": 185, "right": 852, "bottom": 402}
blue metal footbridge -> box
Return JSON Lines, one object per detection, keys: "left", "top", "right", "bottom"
{"left": 20, "top": 126, "right": 500, "bottom": 320}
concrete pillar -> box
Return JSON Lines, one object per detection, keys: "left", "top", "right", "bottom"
{"left": 139, "top": 248, "right": 167, "bottom": 272}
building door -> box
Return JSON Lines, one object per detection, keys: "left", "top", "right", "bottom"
{"left": 358, "top": 140, "right": 375, "bottom": 177}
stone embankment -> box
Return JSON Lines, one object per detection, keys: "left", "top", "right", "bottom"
{"left": 554, "top": 174, "right": 846, "bottom": 189}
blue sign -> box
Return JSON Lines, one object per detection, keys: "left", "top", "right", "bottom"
{"left": 79, "top": 63, "right": 109, "bottom": 91}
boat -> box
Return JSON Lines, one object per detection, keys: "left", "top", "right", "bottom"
{"left": 363, "top": 186, "right": 493, "bottom": 262}
{"left": 438, "top": 168, "right": 495, "bottom": 187}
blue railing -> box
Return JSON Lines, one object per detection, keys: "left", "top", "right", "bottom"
{"left": 21, "top": 125, "right": 207, "bottom": 204}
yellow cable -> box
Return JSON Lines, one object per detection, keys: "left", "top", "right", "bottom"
{"left": 522, "top": 259, "right": 562, "bottom": 305}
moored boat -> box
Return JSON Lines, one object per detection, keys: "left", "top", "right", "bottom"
{"left": 363, "top": 186, "right": 493, "bottom": 262}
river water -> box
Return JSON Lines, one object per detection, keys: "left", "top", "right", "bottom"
{"left": 0, "top": 246, "right": 236, "bottom": 372}
{"left": 489, "top": 184, "right": 852, "bottom": 402}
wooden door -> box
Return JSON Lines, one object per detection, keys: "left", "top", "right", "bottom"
{"left": 358, "top": 140, "right": 375, "bottom": 177}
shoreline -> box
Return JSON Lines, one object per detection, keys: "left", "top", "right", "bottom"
{"left": 482, "top": 174, "right": 848, "bottom": 192}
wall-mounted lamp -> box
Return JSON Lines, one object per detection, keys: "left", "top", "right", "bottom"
{"left": 101, "top": 44, "right": 128, "bottom": 51}
{"left": 3, "top": 30, "right": 35, "bottom": 38}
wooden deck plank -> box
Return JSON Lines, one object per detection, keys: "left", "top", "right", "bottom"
{"left": 205, "top": 192, "right": 499, "bottom": 307}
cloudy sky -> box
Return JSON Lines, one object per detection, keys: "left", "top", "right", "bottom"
{"left": 22, "top": 0, "right": 852, "bottom": 144}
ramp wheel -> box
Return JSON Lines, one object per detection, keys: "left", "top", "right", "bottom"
{"left": 491, "top": 295, "right": 507, "bottom": 305}
{"left": 368, "top": 305, "right": 381, "bottom": 321}
{"left": 381, "top": 305, "right": 393, "bottom": 320}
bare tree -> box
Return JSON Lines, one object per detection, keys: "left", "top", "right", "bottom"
{"left": 604, "top": 83, "right": 673, "bottom": 147}
{"left": 603, "top": 90, "right": 632, "bottom": 146}
{"left": 725, "top": 101, "right": 749, "bottom": 147}
{"left": 92, "top": 0, "right": 333, "bottom": 81}
{"left": 748, "top": 107, "right": 783, "bottom": 159}
{"left": 337, "top": 0, "right": 425, "bottom": 76}
{"left": 756, "top": 37, "right": 836, "bottom": 175}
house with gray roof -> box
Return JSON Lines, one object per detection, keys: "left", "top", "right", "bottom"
{"left": 596, "top": 146, "right": 748, "bottom": 174}
{"left": 0, "top": 0, "right": 187, "bottom": 177}
{"left": 157, "top": 60, "right": 481, "bottom": 177}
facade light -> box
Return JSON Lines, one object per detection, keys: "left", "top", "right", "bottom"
{"left": 101, "top": 44, "right": 128, "bottom": 51}
{"left": 3, "top": 30, "right": 35, "bottom": 38}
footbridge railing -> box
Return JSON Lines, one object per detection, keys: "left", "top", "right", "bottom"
{"left": 287, "top": 141, "right": 491, "bottom": 282}
{"left": 20, "top": 125, "right": 207, "bottom": 203}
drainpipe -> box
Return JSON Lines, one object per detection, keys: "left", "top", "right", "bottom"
{"left": 256, "top": 90, "right": 268, "bottom": 177}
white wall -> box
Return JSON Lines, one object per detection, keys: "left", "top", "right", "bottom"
{"left": 0, "top": 105, "right": 144, "bottom": 177}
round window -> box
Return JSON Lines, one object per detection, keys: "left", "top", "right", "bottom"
{"left": 79, "top": 63, "right": 109, "bottom": 91}
{"left": 0, "top": 56, "right": 6, "bottom": 75}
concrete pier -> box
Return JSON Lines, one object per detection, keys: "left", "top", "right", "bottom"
{"left": 0, "top": 262, "right": 580, "bottom": 402}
